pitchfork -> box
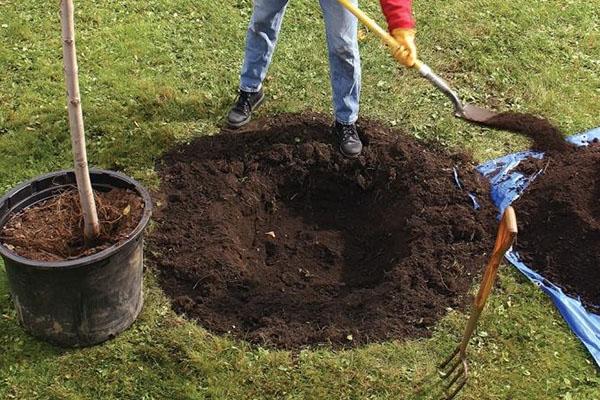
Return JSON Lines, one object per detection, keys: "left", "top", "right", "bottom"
{"left": 439, "top": 206, "right": 518, "bottom": 399}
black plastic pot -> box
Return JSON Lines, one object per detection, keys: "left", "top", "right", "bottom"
{"left": 0, "top": 169, "right": 152, "bottom": 347}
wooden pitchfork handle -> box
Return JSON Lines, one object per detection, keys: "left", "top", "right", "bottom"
{"left": 439, "top": 207, "right": 517, "bottom": 400}
{"left": 454, "top": 206, "right": 518, "bottom": 360}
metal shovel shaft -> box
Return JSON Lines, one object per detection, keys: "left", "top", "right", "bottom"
{"left": 413, "top": 62, "right": 464, "bottom": 117}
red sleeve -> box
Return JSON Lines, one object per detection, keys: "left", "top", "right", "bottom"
{"left": 379, "top": 0, "right": 415, "bottom": 31}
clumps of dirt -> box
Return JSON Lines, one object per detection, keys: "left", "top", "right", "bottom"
{"left": 515, "top": 157, "right": 546, "bottom": 176}
{"left": 149, "top": 112, "right": 497, "bottom": 349}
{"left": 513, "top": 143, "right": 600, "bottom": 311}
{"left": 1, "top": 188, "right": 144, "bottom": 261}
{"left": 480, "top": 112, "right": 575, "bottom": 153}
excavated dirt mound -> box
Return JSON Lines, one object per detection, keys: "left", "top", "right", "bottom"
{"left": 149, "top": 113, "right": 497, "bottom": 349}
{"left": 482, "top": 111, "right": 600, "bottom": 311}
{"left": 513, "top": 143, "right": 600, "bottom": 311}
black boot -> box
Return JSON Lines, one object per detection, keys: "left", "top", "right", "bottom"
{"left": 227, "top": 89, "right": 265, "bottom": 128}
{"left": 333, "top": 121, "right": 363, "bottom": 158}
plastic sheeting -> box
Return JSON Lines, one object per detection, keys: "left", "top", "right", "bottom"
{"left": 476, "top": 126, "right": 600, "bottom": 366}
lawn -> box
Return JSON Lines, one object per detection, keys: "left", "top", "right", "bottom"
{"left": 1, "top": 0, "right": 599, "bottom": 399}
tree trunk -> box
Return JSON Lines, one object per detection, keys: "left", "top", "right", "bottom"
{"left": 60, "top": 0, "right": 100, "bottom": 242}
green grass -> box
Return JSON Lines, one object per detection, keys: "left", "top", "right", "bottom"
{"left": 0, "top": 0, "right": 599, "bottom": 398}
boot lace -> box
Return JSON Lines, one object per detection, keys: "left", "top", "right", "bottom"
{"left": 233, "top": 92, "right": 252, "bottom": 114}
{"left": 340, "top": 124, "right": 357, "bottom": 142}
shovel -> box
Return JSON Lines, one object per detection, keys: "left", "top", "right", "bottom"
{"left": 337, "top": 0, "right": 498, "bottom": 123}
{"left": 438, "top": 206, "right": 518, "bottom": 399}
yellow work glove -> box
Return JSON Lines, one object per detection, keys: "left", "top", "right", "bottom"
{"left": 391, "top": 28, "right": 417, "bottom": 67}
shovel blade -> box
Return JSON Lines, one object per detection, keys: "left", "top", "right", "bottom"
{"left": 459, "top": 104, "right": 498, "bottom": 123}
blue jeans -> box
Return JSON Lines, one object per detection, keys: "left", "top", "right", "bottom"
{"left": 239, "top": 0, "right": 361, "bottom": 125}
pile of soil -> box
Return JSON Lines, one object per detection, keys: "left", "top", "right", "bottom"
{"left": 513, "top": 142, "right": 599, "bottom": 311}
{"left": 484, "top": 110, "right": 599, "bottom": 310}
{"left": 149, "top": 113, "right": 497, "bottom": 349}
{"left": 1, "top": 188, "right": 144, "bottom": 261}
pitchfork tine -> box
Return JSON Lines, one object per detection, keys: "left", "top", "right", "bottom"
{"left": 439, "top": 346, "right": 460, "bottom": 369}
{"left": 445, "top": 361, "right": 466, "bottom": 389}
{"left": 445, "top": 378, "right": 468, "bottom": 400}
{"left": 443, "top": 357, "right": 462, "bottom": 380}
{"left": 438, "top": 207, "right": 517, "bottom": 399}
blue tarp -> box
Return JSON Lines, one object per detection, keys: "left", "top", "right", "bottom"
{"left": 476, "top": 126, "right": 600, "bottom": 366}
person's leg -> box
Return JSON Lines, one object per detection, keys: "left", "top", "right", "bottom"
{"left": 319, "top": 0, "right": 361, "bottom": 125}
{"left": 239, "top": 0, "right": 290, "bottom": 93}
{"left": 228, "top": 0, "right": 289, "bottom": 127}
{"left": 319, "top": 0, "right": 362, "bottom": 156}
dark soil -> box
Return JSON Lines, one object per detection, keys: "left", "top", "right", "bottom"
{"left": 486, "top": 110, "right": 599, "bottom": 310}
{"left": 1, "top": 188, "right": 144, "bottom": 261}
{"left": 149, "top": 112, "right": 497, "bottom": 349}
{"left": 479, "top": 112, "right": 575, "bottom": 153}
{"left": 513, "top": 143, "right": 600, "bottom": 311}
{"left": 515, "top": 157, "right": 546, "bottom": 176}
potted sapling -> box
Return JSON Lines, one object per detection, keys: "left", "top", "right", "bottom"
{"left": 0, "top": 0, "right": 152, "bottom": 347}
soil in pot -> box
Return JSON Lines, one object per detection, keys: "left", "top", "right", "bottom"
{"left": 0, "top": 188, "right": 144, "bottom": 261}
{"left": 149, "top": 112, "right": 498, "bottom": 349}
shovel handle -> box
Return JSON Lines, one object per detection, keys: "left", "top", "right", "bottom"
{"left": 337, "top": 0, "right": 405, "bottom": 59}
{"left": 337, "top": 0, "right": 429, "bottom": 72}
{"left": 336, "top": 0, "right": 465, "bottom": 116}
